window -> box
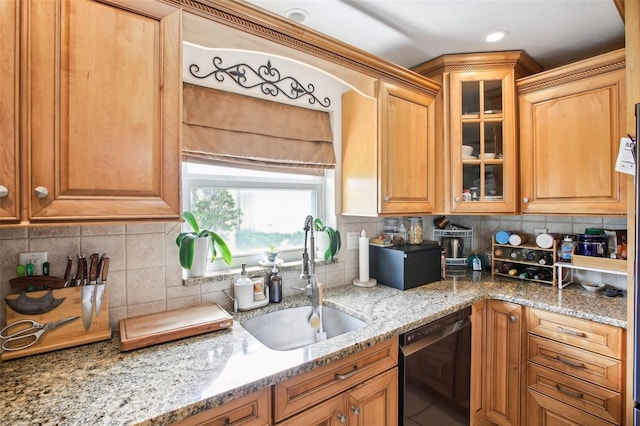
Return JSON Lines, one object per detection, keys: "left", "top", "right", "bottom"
{"left": 182, "top": 162, "right": 326, "bottom": 269}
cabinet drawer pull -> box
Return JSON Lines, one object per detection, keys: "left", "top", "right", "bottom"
{"left": 556, "top": 384, "right": 584, "bottom": 399}
{"left": 509, "top": 315, "right": 517, "bottom": 323}
{"left": 556, "top": 355, "right": 585, "bottom": 368}
{"left": 337, "top": 413, "right": 347, "bottom": 424}
{"left": 351, "top": 405, "right": 360, "bottom": 415}
{"left": 334, "top": 366, "right": 359, "bottom": 380}
{"left": 557, "top": 326, "right": 586, "bottom": 337}
{"left": 0, "top": 185, "right": 8, "bottom": 198}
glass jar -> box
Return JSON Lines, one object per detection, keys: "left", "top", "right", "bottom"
{"left": 407, "top": 217, "right": 423, "bottom": 244}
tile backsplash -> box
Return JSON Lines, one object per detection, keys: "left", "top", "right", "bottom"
{"left": 0, "top": 214, "right": 628, "bottom": 330}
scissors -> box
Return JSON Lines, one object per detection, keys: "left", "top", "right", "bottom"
{"left": 0, "top": 316, "right": 79, "bottom": 351}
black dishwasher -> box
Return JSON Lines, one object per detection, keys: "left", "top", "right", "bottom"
{"left": 399, "top": 306, "right": 471, "bottom": 425}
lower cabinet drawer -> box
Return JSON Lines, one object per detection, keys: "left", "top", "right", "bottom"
{"left": 172, "top": 388, "right": 270, "bottom": 426}
{"left": 527, "top": 389, "right": 617, "bottom": 426}
{"left": 273, "top": 337, "right": 398, "bottom": 422}
{"left": 528, "top": 335, "right": 622, "bottom": 391}
{"left": 528, "top": 362, "right": 621, "bottom": 424}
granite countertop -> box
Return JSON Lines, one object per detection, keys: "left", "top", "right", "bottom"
{"left": 0, "top": 274, "right": 627, "bottom": 425}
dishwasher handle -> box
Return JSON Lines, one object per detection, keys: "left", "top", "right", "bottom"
{"left": 400, "top": 318, "right": 470, "bottom": 357}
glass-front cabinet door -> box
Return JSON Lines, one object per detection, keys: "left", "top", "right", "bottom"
{"left": 449, "top": 69, "right": 518, "bottom": 213}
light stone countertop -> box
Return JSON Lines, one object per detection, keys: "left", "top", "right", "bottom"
{"left": 0, "top": 273, "right": 627, "bottom": 425}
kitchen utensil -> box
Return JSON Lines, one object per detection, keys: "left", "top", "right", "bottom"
{"left": 0, "top": 316, "right": 79, "bottom": 351}
{"left": 73, "top": 254, "right": 83, "bottom": 287}
{"left": 82, "top": 255, "right": 88, "bottom": 285}
{"left": 95, "top": 256, "right": 109, "bottom": 317}
{"left": 63, "top": 255, "right": 73, "bottom": 287}
{"left": 5, "top": 290, "right": 66, "bottom": 315}
{"left": 89, "top": 253, "right": 99, "bottom": 284}
{"left": 442, "top": 236, "right": 464, "bottom": 258}
{"left": 81, "top": 284, "right": 96, "bottom": 331}
{"left": 9, "top": 276, "right": 66, "bottom": 291}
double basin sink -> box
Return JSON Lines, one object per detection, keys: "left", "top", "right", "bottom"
{"left": 241, "top": 305, "right": 367, "bottom": 351}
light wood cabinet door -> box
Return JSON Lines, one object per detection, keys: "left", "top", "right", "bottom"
{"left": 347, "top": 368, "right": 398, "bottom": 426}
{"left": 172, "top": 389, "right": 270, "bottom": 426}
{"left": 449, "top": 68, "right": 518, "bottom": 214}
{"left": 485, "top": 300, "right": 523, "bottom": 426}
{"left": 470, "top": 300, "right": 487, "bottom": 425}
{"left": 378, "top": 81, "right": 436, "bottom": 215}
{"left": 518, "top": 49, "right": 626, "bottom": 215}
{"left": 0, "top": 0, "right": 20, "bottom": 222}
{"left": 22, "top": 0, "right": 181, "bottom": 223}
{"left": 341, "top": 82, "right": 436, "bottom": 216}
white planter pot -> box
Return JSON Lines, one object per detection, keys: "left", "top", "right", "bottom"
{"left": 315, "top": 231, "right": 329, "bottom": 260}
{"left": 186, "top": 237, "right": 210, "bottom": 278}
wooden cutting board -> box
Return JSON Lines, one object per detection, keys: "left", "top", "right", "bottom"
{"left": 119, "top": 303, "right": 233, "bottom": 351}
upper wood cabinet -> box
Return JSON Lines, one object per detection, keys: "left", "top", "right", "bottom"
{"left": 517, "top": 49, "right": 626, "bottom": 215}
{"left": 17, "top": 0, "right": 181, "bottom": 224}
{"left": 413, "top": 51, "right": 542, "bottom": 214}
{"left": 0, "top": 0, "right": 20, "bottom": 222}
{"left": 342, "top": 81, "right": 437, "bottom": 216}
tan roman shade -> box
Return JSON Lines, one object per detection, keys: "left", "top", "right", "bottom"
{"left": 182, "top": 83, "right": 335, "bottom": 171}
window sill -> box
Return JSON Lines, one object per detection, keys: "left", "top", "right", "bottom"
{"left": 182, "top": 259, "right": 333, "bottom": 286}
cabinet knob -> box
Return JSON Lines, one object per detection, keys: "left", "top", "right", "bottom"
{"left": 351, "top": 405, "right": 361, "bottom": 415}
{"left": 523, "top": 197, "right": 529, "bottom": 204}
{"left": 337, "top": 413, "right": 347, "bottom": 424}
{"left": 384, "top": 196, "right": 390, "bottom": 202}
{"left": 0, "top": 185, "right": 8, "bottom": 198}
{"left": 455, "top": 196, "right": 461, "bottom": 203}
{"left": 509, "top": 315, "right": 517, "bottom": 322}
{"left": 34, "top": 186, "right": 49, "bottom": 199}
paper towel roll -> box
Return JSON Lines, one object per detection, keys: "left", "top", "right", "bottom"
{"left": 359, "top": 230, "right": 369, "bottom": 282}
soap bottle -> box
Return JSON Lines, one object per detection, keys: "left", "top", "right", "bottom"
{"left": 560, "top": 235, "right": 575, "bottom": 262}
{"left": 268, "top": 265, "right": 282, "bottom": 303}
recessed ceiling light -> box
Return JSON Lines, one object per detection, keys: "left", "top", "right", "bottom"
{"left": 485, "top": 31, "right": 508, "bottom": 43}
{"left": 284, "top": 8, "right": 309, "bottom": 24}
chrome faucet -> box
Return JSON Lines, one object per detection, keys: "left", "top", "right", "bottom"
{"left": 301, "top": 215, "right": 320, "bottom": 310}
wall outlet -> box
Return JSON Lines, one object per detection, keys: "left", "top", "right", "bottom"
{"left": 347, "top": 232, "right": 360, "bottom": 250}
{"left": 19, "top": 252, "right": 48, "bottom": 275}
{"left": 534, "top": 228, "right": 548, "bottom": 236}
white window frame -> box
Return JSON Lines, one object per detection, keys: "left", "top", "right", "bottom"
{"left": 181, "top": 163, "right": 327, "bottom": 271}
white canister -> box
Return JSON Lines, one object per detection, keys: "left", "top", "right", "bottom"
{"left": 508, "top": 233, "right": 527, "bottom": 246}
{"left": 536, "top": 233, "right": 559, "bottom": 249}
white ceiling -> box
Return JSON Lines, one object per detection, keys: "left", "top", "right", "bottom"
{"left": 245, "top": 0, "right": 625, "bottom": 70}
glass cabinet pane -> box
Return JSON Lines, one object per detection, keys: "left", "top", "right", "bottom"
{"left": 461, "top": 81, "right": 480, "bottom": 115}
{"left": 462, "top": 122, "right": 480, "bottom": 158}
{"left": 484, "top": 122, "right": 503, "bottom": 158}
{"left": 484, "top": 80, "right": 502, "bottom": 113}
{"left": 485, "top": 164, "right": 503, "bottom": 198}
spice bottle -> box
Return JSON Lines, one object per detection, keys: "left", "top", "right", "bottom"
{"left": 268, "top": 265, "right": 282, "bottom": 303}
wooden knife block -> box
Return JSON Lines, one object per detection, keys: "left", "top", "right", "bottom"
{"left": 2, "top": 287, "right": 111, "bottom": 361}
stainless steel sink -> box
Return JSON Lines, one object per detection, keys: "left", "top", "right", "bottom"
{"left": 241, "top": 305, "right": 367, "bottom": 351}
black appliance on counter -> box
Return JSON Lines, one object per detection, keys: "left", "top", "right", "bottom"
{"left": 399, "top": 306, "right": 471, "bottom": 425}
{"left": 369, "top": 242, "right": 442, "bottom": 290}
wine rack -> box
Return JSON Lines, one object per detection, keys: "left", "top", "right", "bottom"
{"left": 491, "top": 238, "right": 557, "bottom": 286}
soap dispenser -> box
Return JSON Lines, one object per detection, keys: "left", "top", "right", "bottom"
{"left": 233, "top": 263, "right": 269, "bottom": 311}
{"left": 268, "top": 265, "right": 282, "bottom": 303}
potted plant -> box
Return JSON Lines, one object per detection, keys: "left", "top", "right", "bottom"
{"left": 176, "top": 211, "right": 232, "bottom": 277}
{"left": 314, "top": 218, "right": 341, "bottom": 262}
{"left": 265, "top": 244, "right": 279, "bottom": 263}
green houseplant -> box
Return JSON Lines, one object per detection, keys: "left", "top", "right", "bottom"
{"left": 314, "top": 218, "right": 341, "bottom": 262}
{"left": 176, "top": 211, "right": 232, "bottom": 277}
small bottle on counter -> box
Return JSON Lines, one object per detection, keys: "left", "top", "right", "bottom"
{"left": 538, "top": 253, "right": 554, "bottom": 265}
{"left": 560, "top": 235, "right": 576, "bottom": 262}
{"left": 268, "top": 265, "right": 282, "bottom": 303}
